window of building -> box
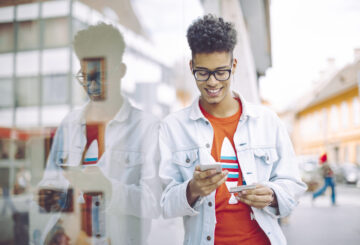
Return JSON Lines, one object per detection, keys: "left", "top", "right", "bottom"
{"left": 17, "top": 20, "right": 39, "bottom": 50}
{"left": 16, "top": 2, "right": 39, "bottom": 21}
{"left": 42, "top": 74, "right": 68, "bottom": 105}
{"left": 16, "top": 76, "right": 40, "bottom": 107}
{"left": 41, "top": 48, "right": 69, "bottom": 75}
{"left": 0, "top": 109, "right": 13, "bottom": 127}
{"left": 43, "top": 17, "right": 69, "bottom": 48}
{"left": 322, "top": 108, "right": 328, "bottom": 136}
{"left": 0, "top": 22, "right": 14, "bottom": 53}
{"left": 41, "top": 0, "right": 70, "bottom": 19}
{"left": 341, "top": 101, "right": 349, "bottom": 128}
{"left": 0, "top": 78, "right": 13, "bottom": 107}
{"left": 0, "top": 53, "right": 14, "bottom": 77}
{"left": 16, "top": 51, "right": 40, "bottom": 76}
{"left": 0, "top": 6, "right": 14, "bottom": 23}
{"left": 15, "top": 106, "right": 39, "bottom": 127}
{"left": 330, "top": 105, "right": 339, "bottom": 131}
{"left": 353, "top": 97, "right": 360, "bottom": 126}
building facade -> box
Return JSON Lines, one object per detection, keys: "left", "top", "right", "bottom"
{"left": 293, "top": 59, "right": 360, "bottom": 165}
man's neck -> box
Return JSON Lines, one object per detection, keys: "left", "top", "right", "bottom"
{"left": 86, "top": 95, "right": 123, "bottom": 123}
{"left": 200, "top": 93, "right": 239, "bottom": 118}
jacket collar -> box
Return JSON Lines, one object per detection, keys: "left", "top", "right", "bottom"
{"left": 189, "top": 90, "right": 259, "bottom": 121}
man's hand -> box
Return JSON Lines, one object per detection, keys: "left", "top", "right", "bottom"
{"left": 186, "top": 165, "right": 228, "bottom": 206}
{"left": 236, "top": 184, "right": 277, "bottom": 209}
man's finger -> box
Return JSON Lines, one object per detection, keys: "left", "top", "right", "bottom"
{"left": 203, "top": 170, "right": 228, "bottom": 186}
{"left": 195, "top": 169, "right": 218, "bottom": 180}
{"left": 238, "top": 193, "right": 273, "bottom": 204}
{"left": 241, "top": 185, "right": 272, "bottom": 196}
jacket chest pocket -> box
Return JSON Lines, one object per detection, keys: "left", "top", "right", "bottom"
{"left": 172, "top": 149, "right": 199, "bottom": 181}
{"left": 253, "top": 147, "right": 279, "bottom": 181}
{"left": 108, "top": 151, "right": 143, "bottom": 183}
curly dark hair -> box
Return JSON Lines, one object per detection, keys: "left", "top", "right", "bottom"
{"left": 186, "top": 14, "right": 237, "bottom": 57}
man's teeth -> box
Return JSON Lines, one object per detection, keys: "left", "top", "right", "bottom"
{"left": 208, "top": 88, "right": 220, "bottom": 93}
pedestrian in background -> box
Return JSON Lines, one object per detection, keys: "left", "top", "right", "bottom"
{"left": 312, "top": 153, "right": 336, "bottom": 206}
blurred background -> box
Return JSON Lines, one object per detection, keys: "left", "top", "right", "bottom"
{"left": 0, "top": 0, "right": 359, "bottom": 244}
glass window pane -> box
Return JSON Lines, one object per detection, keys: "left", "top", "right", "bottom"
{"left": 0, "top": 53, "right": 14, "bottom": 77}
{"left": 16, "top": 51, "right": 40, "bottom": 76}
{"left": 15, "top": 106, "right": 39, "bottom": 127}
{"left": 16, "top": 77, "right": 40, "bottom": 107}
{"left": 16, "top": 3, "right": 39, "bottom": 21}
{"left": 0, "top": 109, "right": 13, "bottom": 127}
{"left": 353, "top": 97, "right": 360, "bottom": 126}
{"left": 41, "top": 48, "right": 69, "bottom": 74}
{"left": 43, "top": 17, "right": 69, "bottom": 48}
{"left": 0, "top": 78, "right": 13, "bottom": 107}
{"left": 43, "top": 74, "right": 68, "bottom": 105}
{"left": 0, "top": 22, "right": 14, "bottom": 53}
{"left": 41, "top": 0, "right": 70, "bottom": 19}
{"left": 0, "top": 6, "right": 14, "bottom": 23}
{"left": 17, "top": 21, "right": 39, "bottom": 50}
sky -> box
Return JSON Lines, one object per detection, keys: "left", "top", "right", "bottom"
{"left": 260, "top": 0, "right": 360, "bottom": 112}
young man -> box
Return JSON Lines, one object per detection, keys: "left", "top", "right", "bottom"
{"left": 159, "top": 14, "right": 307, "bottom": 245}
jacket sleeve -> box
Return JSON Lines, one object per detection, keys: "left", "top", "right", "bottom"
{"left": 263, "top": 117, "right": 308, "bottom": 218}
{"left": 158, "top": 122, "right": 201, "bottom": 219}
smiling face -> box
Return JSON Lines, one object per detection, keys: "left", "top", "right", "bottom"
{"left": 191, "top": 51, "right": 236, "bottom": 107}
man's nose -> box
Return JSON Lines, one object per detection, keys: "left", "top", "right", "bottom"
{"left": 206, "top": 73, "right": 219, "bottom": 86}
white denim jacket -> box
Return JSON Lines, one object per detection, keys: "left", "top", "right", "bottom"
{"left": 34, "top": 98, "right": 162, "bottom": 245}
{"left": 159, "top": 92, "right": 307, "bottom": 245}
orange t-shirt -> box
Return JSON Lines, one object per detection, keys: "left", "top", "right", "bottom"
{"left": 200, "top": 99, "right": 270, "bottom": 245}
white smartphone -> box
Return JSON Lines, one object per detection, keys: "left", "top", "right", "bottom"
{"left": 229, "top": 184, "right": 257, "bottom": 193}
{"left": 199, "top": 164, "right": 222, "bottom": 173}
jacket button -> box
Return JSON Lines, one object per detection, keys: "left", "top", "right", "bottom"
{"left": 208, "top": 202, "right": 212, "bottom": 207}
{"left": 207, "top": 236, "right": 211, "bottom": 241}
{"left": 205, "top": 121, "right": 209, "bottom": 125}
{"left": 186, "top": 158, "right": 190, "bottom": 163}
{"left": 206, "top": 143, "right": 210, "bottom": 148}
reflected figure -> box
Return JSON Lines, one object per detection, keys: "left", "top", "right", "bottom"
{"left": 33, "top": 23, "right": 161, "bottom": 245}
{"left": 1, "top": 186, "right": 17, "bottom": 216}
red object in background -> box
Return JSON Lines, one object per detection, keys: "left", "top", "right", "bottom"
{"left": 319, "top": 153, "right": 327, "bottom": 165}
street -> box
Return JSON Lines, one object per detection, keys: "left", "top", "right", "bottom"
{"left": 282, "top": 184, "right": 360, "bottom": 245}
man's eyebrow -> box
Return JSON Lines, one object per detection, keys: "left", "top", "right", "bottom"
{"left": 194, "top": 65, "right": 230, "bottom": 70}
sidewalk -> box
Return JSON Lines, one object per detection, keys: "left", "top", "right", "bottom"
{"left": 282, "top": 185, "right": 360, "bottom": 245}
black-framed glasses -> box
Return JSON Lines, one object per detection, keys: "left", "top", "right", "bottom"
{"left": 192, "top": 68, "right": 232, "bottom": 82}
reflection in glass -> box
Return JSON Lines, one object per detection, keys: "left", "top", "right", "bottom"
{"left": 42, "top": 74, "right": 69, "bottom": 105}
{"left": 0, "top": 23, "right": 14, "bottom": 53}
{"left": 43, "top": 17, "right": 69, "bottom": 48}
{"left": 16, "top": 76, "right": 40, "bottom": 107}
{"left": 17, "top": 21, "right": 39, "bottom": 51}
{"left": 0, "top": 78, "right": 13, "bottom": 107}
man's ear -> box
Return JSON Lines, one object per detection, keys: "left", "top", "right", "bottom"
{"left": 119, "top": 63, "right": 127, "bottom": 78}
{"left": 189, "top": 60, "right": 193, "bottom": 71}
{"left": 232, "top": 58, "right": 237, "bottom": 74}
